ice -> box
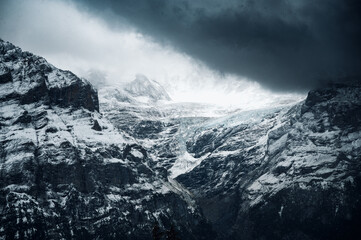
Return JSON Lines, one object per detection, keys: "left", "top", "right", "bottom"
{"left": 259, "top": 173, "right": 279, "bottom": 184}
{"left": 169, "top": 151, "right": 205, "bottom": 179}
{"left": 104, "top": 158, "right": 128, "bottom": 164}
{"left": 107, "top": 194, "right": 123, "bottom": 202}
{"left": 278, "top": 205, "right": 284, "bottom": 217}
{"left": 268, "top": 133, "right": 288, "bottom": 155}
{"left": 130, "top": 148, "right": 144, "bottom": 159}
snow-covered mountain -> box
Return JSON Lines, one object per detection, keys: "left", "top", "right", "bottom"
{"left": 123, "top": 74, "right": 171, "bottom": 102}
{"left": 99, "top": 74, "right": 361, "bottom": 239}
{"left": 98, "top": 74, "right": 171, "bottom": 106}
{"left": 1, "top": 39, "right": 361, "bottom": 240}
{"left": 0, "top": 39, "right": 214, "bottom": 240}
{"left": 177, "top": 83, "right": 361, "bottom": 239}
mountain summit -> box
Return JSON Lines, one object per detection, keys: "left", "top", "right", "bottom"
{"left": 1, "top": 39, "right": 361, "bottom": 240}
{"left": 124, "top": 74, "right": 171, "bottom": 102}
{"left": 0, "top": 39, "right": 214, "bottom": 240}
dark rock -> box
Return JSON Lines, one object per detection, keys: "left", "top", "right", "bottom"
{"left": 45, "top": 127, "right": 58, "bottom": 133}
{"left": 48, "top": 82, "right": 99, "bottom": 112}
{"left": 133, "top": 120, "right": 164, "bottom": 139}
{"left": 177, "top": 83, "right": 361, "bottom": 240}
{"left": 0, "top": 70, "right": 12, "bottom": 84}
{"left": 91, "top": 119, "right": 102, "bottom": 131}
{"left": 0, "top": 40, "right": 214, "bottom": 240}
{"left": 305, "top": 88, "right": 338, "bottom": 108}
{"left": 13, "top": 111, "right": 32, "bottom": 124}
{"left": 20, "top": 78, "right": 48, "bottom": 104}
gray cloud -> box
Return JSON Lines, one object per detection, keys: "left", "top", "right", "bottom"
{"left": 74, "top": 0, "right": 361, "bottom": 91}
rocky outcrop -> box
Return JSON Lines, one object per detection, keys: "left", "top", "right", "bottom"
{"left": 97, "top": 59, "right": 361, "bottom": 239}
{"left": 0, "top": 39, "right": 99, "bottom": 111}
{"left": 48, "top": 72, "right": 99, "bottom": 112}
{"left": 0, "top": 40, "right": 215, "bottom": 240}
{"left": 0, "top": 70, "right": 12, "bottom": 84}
{"left": 3, "top": 38, "right": 360, "bottom": 240}
{"left": 177, "top": 83, "right": 361, "bottom": 239}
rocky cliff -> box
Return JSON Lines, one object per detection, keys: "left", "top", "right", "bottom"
{"left": 1, "top": 39, "right": 360, "bottom": 240}
{"left": 100, "top": 72, "right": 361, "bottom": 239}
{"left": 177, "top": 83, "right": 361, "bottom": 240}
{"left": 0, "top": 39, "right": 214, "bottom": 240}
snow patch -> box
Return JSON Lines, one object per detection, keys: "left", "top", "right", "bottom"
{"left": 169, "top": 151, "right": 205, "bottom": 179}
{"left": 130, "top": 148, "right": 144, "bottom": 159}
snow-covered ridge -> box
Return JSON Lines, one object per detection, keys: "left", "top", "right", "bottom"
{"left": 176, "top": 82, "right": 361, "bottom": 239}
{"left": 0, "top": 39, "right": 214, "bottom": 239}
{"left": 99, "top": 74, "right": 171, "bottom": 106}
{"left": 0, "top": 39, "right": 99, "bottom": 111}
{"left": 3, "top": 38, "right": 360, "bottom": 240}
{"left": 124, "top": 74, "right": 171, "bottom": 102}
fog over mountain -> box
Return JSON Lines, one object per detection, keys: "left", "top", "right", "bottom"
{"left": 0, "top": 0, "right": 306, "bottom": 108}
{"left": 1, "top": 1, "right": 360, "bottom": 240}
{"left": 73, "top": 0, "right": 361, "bottom": 91}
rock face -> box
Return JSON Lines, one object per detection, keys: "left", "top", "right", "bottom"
{"left": 0, "top": 41, "right": 99, "bottom": 111}
{"left": 177, "top": 83, "right": 361, "bottom": 240}
{"left": 0, "top": 40, "right": 214, "bottom": 240}
{"left": 1, "top": 39, "right": 361, "bottom": 240}
{"left": 101, "top": 74, "right": 361, "bottom": 239}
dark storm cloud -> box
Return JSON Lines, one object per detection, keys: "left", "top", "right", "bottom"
{"left": 76, "top": 0, "right": 360, "bottom": 91}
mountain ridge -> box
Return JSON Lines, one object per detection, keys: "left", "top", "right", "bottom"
{"left": 0, "top": 39, "right": 214, "bottom": 240}
{"left": 1, "top": 39, "right": 361, "bottom": 240}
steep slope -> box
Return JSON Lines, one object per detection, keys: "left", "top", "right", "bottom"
{"left": 4, "top": 39, "right": 359, "bottom": 240}
{"left": 99, "top": 81, "right": 242, "bottom": 176}
{"left": 177, "top": 82, "right": 361, "bottom": 240}
{"left": 99, "top": 74, "right": 171, "bottom": 106}
{"left": 0, "top": 40, "right": 215, "bottom": 240}
{"left": 92, "top": 55, "right": 361, "bottom": 240}
{"left": 123, "top": 74, "right": 171, "bottom": 102}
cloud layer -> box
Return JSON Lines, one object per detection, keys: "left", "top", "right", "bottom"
{"left": 74, "top": 0, "right": 361, "bottom": 91}
{"left": 1, "top": 0, "right": 307, "bottom": 108}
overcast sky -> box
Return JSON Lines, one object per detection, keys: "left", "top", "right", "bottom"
{"left": 74, "top": 0, "right": 361, "bottom": 91}
{"left": 0, "top": 0, "right": 359, "bottom": 107}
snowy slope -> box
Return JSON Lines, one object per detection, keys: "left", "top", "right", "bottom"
{"left": 2, "top": 38, "right": 360, "bottom": 240}
{"left": 124, "top": 74, "right": 171, "bottom": 102}
{"left": 99, "top": 71, "right": 361, "bottom": 240}
{"left": 0, "top": 39, "right": 214, "bottom": 240}
{"left": 177, "top": 83, "right": 361, "bottom": 240}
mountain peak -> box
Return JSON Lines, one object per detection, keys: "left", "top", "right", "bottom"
{"left": 123, "top": 74, "right": 171, "bottom": 102}
{"left": 134, "top": 74, "right": 151, "bottom": 84}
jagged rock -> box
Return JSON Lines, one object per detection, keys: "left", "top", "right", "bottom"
{"left": 0, "top": 70, "right": 12, "bottom": 84}
{"left": 2, "top": 38, "right": 360, "bottom": 240}
{"left": 91, "top": 119, "right": 102, "bottom": 131}
{"left": 48, "top": 76, "right": 99, "bottom": 112}
{"left": 13, "top": 111, "right": 31, "bottom": 124}
{"left": 176, "top": 83, "right": 361, "bottom": 240}
{"left": 0, "top": 40, "right": 215, "bottom": 240}
{"left": 0, "top": 39, "right": 99, "bottom": 112}
{"left": 102, "top": 74, "right": 361, "bottom": 240}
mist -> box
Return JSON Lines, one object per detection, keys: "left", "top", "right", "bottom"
{"left": 0, "top": 0, "right": 305, "bottom": 108}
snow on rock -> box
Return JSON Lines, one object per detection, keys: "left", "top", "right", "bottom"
{"left": 169, "top": 151, "right": 205, "bottom": 178}
{"left": 176, "top": 82, "right": 361, "bottom": 239}
{"left": 130, "top": 148, "right": 144, "bottom": 159}
{"left": 0, "top": 39, "right": 214, "bottom": 240}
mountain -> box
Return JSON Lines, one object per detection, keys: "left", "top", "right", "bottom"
{"left": 123, "top": 74, "right": 171, "bottom": 102}
{"left": 100, "top": 74, "right": 361, "bottom": 240}
{"left": 0, "top": 39, "right": 214, "bottom": 240}
{"left": 1, "top": 39, "right": 361, "bottom": 240}
{"left": 176, "top": 83, "right": 361, "bottom": 239}
{"left": 100, "top": 73, "right": 361, "bottom": 239}
{"left": 99, "top": 74, "right": 171, "bottom": 106}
